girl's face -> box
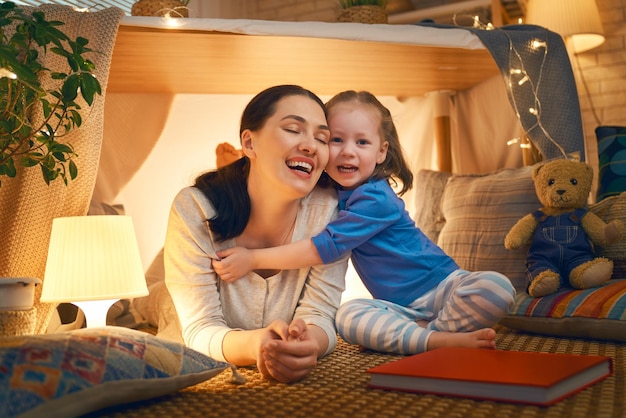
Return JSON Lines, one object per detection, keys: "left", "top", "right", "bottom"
{"left": 326, "top": 103, "right": 388, "bottom": 190}
{"left": 242, "top": 95, "right": 330, "bottom": 198}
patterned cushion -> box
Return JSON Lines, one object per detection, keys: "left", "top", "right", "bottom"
{"left": 437, "top": 166, "right": 540, "bottom": 292}
{"left": 596, "top": 126, "right": 626, "bottom": 201}
{"left": 501, "top": 279, "right": 626, "bottom": 341}
{"left": 0, "top": 326, "right": 231, "bottom": 418}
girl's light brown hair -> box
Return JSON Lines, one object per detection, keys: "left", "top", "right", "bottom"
{"left": 325, "top": 90, "right": 413, "bottom": 195}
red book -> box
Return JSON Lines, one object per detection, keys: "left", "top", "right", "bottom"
{"left": 367, "top": 347, "right": 612, "bottom": 406}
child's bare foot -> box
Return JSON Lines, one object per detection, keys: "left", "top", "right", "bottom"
{"left": 427, "top": 328, "right": 496, "bottom": 351}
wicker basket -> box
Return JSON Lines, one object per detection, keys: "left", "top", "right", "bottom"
{"left": 0, "top": 307, "right": 36, "bottom": 337}
{"left": 131, "top": 0, "right": 189, "bottom": 17}
{"left": 337, "top": 5, "right": 388, "bottom": 24}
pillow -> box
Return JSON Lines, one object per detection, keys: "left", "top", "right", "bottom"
{"left": 596, "top": 126, "right": 626, "bottom": 201}
{"left": 500, "top": 279, "right": 626, "bottom": 342}
{"left": 589, "top": 191, "right": 626, "bottom": 278}
{"left": 0, "top": 326, "right": 232, "bottom": 418}
{"left": 437, "top": 166, "right": 540, "bottom": 292}
{"left": 413, "top": 169, "right": 451, "bottom": 243}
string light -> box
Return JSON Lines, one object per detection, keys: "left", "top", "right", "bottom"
{"left": 163, "top": 13, "right": 182, "bottom": 27}
{"left": 454, "top": 12, "right": 569, "bottom": 159}
{"left": 153, "top": 6, "right": 193, "bottom": 26}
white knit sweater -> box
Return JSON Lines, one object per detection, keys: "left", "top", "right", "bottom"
{"left": 164, "top": 186, "right": 349, "bottom": 362}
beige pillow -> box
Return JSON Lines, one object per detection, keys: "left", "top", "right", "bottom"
{"left": 413, "top": 169, "right": 451, "bottom": 243}
{"left": 589, "top": 192, "right": 626, "bottom": 278}
{"left": 437, "top": 166, "right": 540, "bottom": 292}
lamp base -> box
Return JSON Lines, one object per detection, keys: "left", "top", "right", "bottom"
{"left": 73, "top": 299, "right": 118, "bottom": 328}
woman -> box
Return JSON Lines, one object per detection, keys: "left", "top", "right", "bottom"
{"left": 164, "top": 85, "right": 349, "bottom": 383}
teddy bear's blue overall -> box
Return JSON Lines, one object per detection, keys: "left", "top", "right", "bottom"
{"left": 526, "top": 208, "right": 594, "bottom": 286}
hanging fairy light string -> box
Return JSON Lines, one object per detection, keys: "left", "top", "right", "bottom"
{"left": 453, "top": 11, "right": 570, "bottom": 160}
{"left": 68, "top": 2, "right": 193, "bottom": 18}
{"left": 160, "top": 7, "right": 190, "bottom": 27}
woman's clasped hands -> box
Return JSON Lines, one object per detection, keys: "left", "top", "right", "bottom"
{"left": 257, "top": 318, "right": 320, "bottom": 383}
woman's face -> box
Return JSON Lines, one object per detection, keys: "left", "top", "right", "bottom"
{"left": 243, "top": 95, "right": 330, "bottom": 198}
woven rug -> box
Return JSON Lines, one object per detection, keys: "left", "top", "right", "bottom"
{"left": 87, "top": 325, "right": 625, "bottom": 418}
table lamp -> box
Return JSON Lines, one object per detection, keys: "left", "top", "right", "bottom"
{"left": 526, "top": 0, "right": 605, "bottom": 54}
{"left": 41, "top": 215, "right": 148, "bottom": 328}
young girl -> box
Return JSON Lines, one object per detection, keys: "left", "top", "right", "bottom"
{"left": 213, "top": 90, "right": 515, "bottom": 355}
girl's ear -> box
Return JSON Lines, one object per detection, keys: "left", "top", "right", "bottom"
{"left": 377, "top": 141, "right": 389, "bottom": 164}
{"left": 241, "top": 129, "right": 257, "bottom": 159}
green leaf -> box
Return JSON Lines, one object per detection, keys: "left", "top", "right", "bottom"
{"left": 69, "top": 159, "right": 77, "bottom": 179}
{"left": 61, "top": 74, "right": 79, "bottom": 102}
{"left": 41, "top": 98, "right": 52, "bottom": 119}
{"left": 51, "top": 142, "right": 72, "bottom": 154}
{"left": 0, "top": 157, "right": 17, "bottom": 177}
{"left": 20, "top": 156, "right": 39, "bottom": 167}
{"left": 52, "top": 152, "right": 66, "bottom": 162}
{"left": 79, "top": 73, "right": 101, "bottom": 105}
{"left": 70, "top": 109, "right": 82, "bottom": 127}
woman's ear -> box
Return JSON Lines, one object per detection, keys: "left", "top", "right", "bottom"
{"left": 241, "top": 130, "right": 257, "bottom": 159}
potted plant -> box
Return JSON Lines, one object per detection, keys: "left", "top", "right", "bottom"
{"left": 0, "top": 1, "right": 101, "bottom": 187}
{"left": 337, "top": 0, "right": 389, "bottom": 24}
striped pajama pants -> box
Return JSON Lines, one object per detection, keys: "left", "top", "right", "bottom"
{"left": 335, "top": 269, "right": 515, "bottom": 355}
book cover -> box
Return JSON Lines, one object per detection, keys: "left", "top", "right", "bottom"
{"left": 367, "top": 347, "right": 612, "bottom": 406}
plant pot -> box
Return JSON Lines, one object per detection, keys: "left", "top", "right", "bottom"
{"left": 0, "top": 277, "right": 42, "bottom": 311}
{"left": 131, "top": 0, "right": 189, "bottom": 17}
{"left": 337, "top": 5, "right": 388, "bottom": 24}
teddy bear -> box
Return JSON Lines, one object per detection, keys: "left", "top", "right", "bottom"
{"left": 504, "top": 159, "right": 623, "bottom": 297}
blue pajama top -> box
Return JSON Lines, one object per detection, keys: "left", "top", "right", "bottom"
{"left": 312, "top": 178, "right": 459, "bottom": 306}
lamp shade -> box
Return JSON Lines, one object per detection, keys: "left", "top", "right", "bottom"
{"left": 42, "top": 216, "right": 148, "bottom": 303}
{"left": 526, "top": 0, "right": 605, "bottom": 53}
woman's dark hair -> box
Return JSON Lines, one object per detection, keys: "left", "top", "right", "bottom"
{"left": 323, "top": 90, "right": 414, "bottom": 195}
{"left": 194, "top": 85, "right": 326, "bottom": 242}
